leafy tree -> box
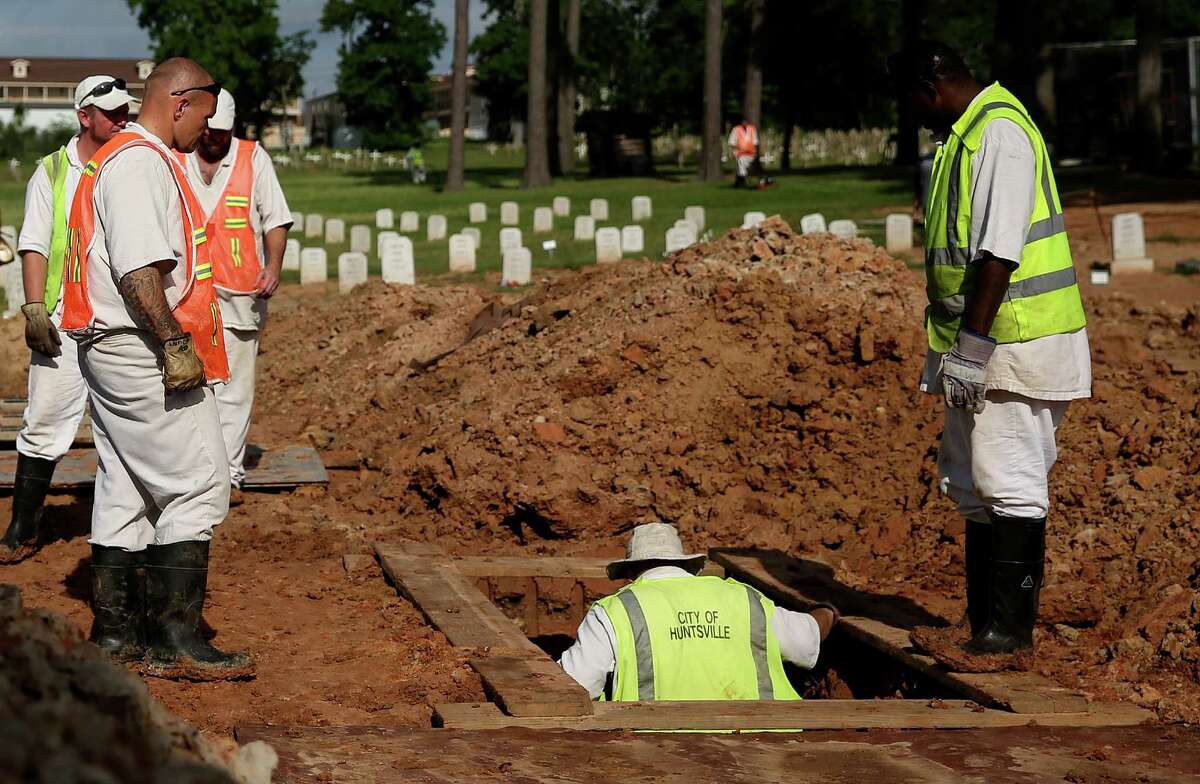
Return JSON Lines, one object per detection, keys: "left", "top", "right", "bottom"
{"left": 320, "top": 0, "right": 446, "bottom": 150}
{"left": 126, "top": 0, "right": 312, "bottom": 140}
{"left": 471, "top": 1, "right": 528, "bottom": 140}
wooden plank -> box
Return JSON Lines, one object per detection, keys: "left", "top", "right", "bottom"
{"left": 433, "top": 699, "right": 1153, "bottom": 732}
{"left": 469, "top": 655, "right": 592, "bottom": 717}
{"left": 0, "top": 445, "right": 328, "bottom": 489}
{"left": 451, "top": 555, "right": 725, "bottom": 579}
{"left": 0, "top": 424, "right": 94, "bottom": 446}
{"left": 710, "top": 548, "right": 1090, "bottom": 714}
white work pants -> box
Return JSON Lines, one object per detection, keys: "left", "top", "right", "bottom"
{"left": 79, "top": 332, "right": 229, "bottom": 551}
{"left": 17, "top": 343, "right": 89, "bottom": 461}
{"left": 213, "top": 327, "right": 259, "bottom": 488}
{"left": 735, "top": 155, "right": 754, "bottom": 177}
{"left": 938, "top": 390, "right": 1068, "bottom": 522}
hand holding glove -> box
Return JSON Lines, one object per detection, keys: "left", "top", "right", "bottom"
{"left": 21, "top": 302, "right": 61, "bottom": 357}
{"left": 162, "top": 334, "right": 205, "bottom": 393}
{"left": 941, "top": 328, "right": 996, "bottom": 413}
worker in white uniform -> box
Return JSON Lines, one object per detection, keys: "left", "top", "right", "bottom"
{"left": 559, "top": 524, "right": 837, "bottom": 701}
{"left": 0, "top": 76, "right": 132, "bottom": 563}
{"left": 60, "top": 58, "right": 252, "bottom": 680}
{"left": 177, "top": 89, "right": 292, "bottom": 502}
{"left": 888, "top": 43, "right": 1090, "bottom": 672}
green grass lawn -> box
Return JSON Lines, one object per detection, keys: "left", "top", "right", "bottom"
{"left": 0, "top": 139, "right": 915, "bottom": 288}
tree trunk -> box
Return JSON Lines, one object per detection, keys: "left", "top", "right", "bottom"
{"left": 743, "top": 0, "right": 765, "bottom": 127}
{"left": 700, "top": 0, "right": 723, "bottom": 182}
{"left": 523, "top": 0, "right": 552, "bottom": 187}
{"left": 445, "top": 0, "right": 470, "bottom": 191}
{"left": 991, "top": 0, "right": 1038, "bottom": 109}
{"left": 556, "top": 0, "right": 582, "bottom": 175}
{"left": 1135, "top": 0, "right": 1164, "bottom": 171}
{"left": 895, "top": 0, "right": 921, "bottom": 166}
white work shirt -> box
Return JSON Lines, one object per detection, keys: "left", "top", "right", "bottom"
{"left": 18, "top": 135, "right": 86, "bottom": 326}
{"left": 77, "top": 123, "right": 190, "bottom": 335}
{"left": 558, "top": 565, "right": 822, "bottom": 700}
{"left": 920, "top": 92, "right": 1091, "bottom": 401}
{"left": 727, "top": 125, "right": 758, "bottom": 152}
{"left": 181, "top": 140, "right": 292, "bottom": 331}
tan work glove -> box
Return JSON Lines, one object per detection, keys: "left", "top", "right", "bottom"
{"left": 21, "top": 302, "right": 62, "bottom": 357}
{"left": 162, "top": 334, "right": 205, "bottom": 393}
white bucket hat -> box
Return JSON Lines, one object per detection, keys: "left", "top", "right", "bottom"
{"left": 606, "top": 523, "right": 706, "bottom": 580}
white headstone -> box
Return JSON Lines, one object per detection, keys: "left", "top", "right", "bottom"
{"left": 283, "top": 238, "right": 301, "bottom": 271}
{"left": 0, "top": 225, "right": 13, "bottom": 246}
{"left": 885, "top": 214, "right": 914, "bottom": 253}
{"left": 0, "top": 262, "right": 24, "bottom": 318}
{"left": 742, "top": 211, "right": 767, "bottom": 230}
{"left": 631, "top": 196, "right": 652, "bottom": 222}
{"left": 589, "top": 198, "right": 609, "bottom": 221}
{"left": 461, "top": 226, "right": 482, "bottom": 250}
{"left": 350, "top": 224, "right": 371, "bottom": 253}
{"left": 829, "top": 219, "right": 858, "bottom": 240}
{"left": 337, "top": 252, "right": 368, "bottom": 294}
{"left": 304, "top": 214, "right": 323, "bottom": 239}
{"left": 448, "top": 233, "right": 477, "bottom": 273}
{"left": 469, "top": 202, "right": 488, "bottom": 224}
{"left": 502, "top": 247, "right": 532, "bottom": 286}
{"left": 325, "top": 218, "right": 345, "bottom": 244}
{"left": 290, "top": 211, "right": 303, "bottom": 229}
{"left": 684, "top": 205, "right": 706, "bottom": 232}
{"left": 377, "top": 230, "right": 400, "bottom": 258}
{"left": 620, "top": 225, "right": 645, "bottom": 254}
{"left": 375, "top": 208, "right": 394, "bottom": 229}
{"left": 799, "top": 212, "right": 827, "bottom": 234}
{"left": 381, "top": 236, "right": 415, "bottom": 285}
{"left": 1111, "top": 213, "right": 1147, "bottom": 260}
{"left": 533, "top": 207, "right": 554, "bottom": 233}
{"left": 595, "top": 227, "right": 622, "bottom": 264}
{"left": 427, "top": 214, "right": 448, "bottom": 241}
{"left": 499, "top": 227, "right": 523, "bottom": 255}
{"left": 574, "top": 216, "right": 595, "bottom": 241}
{"left": 673, "top": 218, "right": 695, "bottom": 232}
{"left": 553, "top": 196, "right": 571, "bottom": 217}
{"left": 500, "top": 201, "right": 519, "bottom": 226}
{"left": 400, "top": 211, "right": 420, "bottom": 233}
{"left": 665, "top": 226, "right": 694, "bottom": 253}
{"left": 299, "top": 248, "right": 327, "bottom": 285}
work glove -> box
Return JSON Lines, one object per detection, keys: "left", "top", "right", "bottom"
{"left": 162, "top": 334, "right": 205, "bottom": 393}
{"left": 940, "top": 328, "right": 996, "bottom": 414}
{"left": 21, "top": 302, "right": 61, "bottom": 357}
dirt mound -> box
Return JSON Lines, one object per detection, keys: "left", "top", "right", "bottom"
{"left": 0, "top": 584, "right": 274, "bottom": 783}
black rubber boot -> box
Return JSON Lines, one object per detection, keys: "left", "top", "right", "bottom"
{"left": 964, "top": 519, "right": 992, "bottom": 636}
{"left": 89, "top": 545, "right": 146, "bottom": 662}
{"left": 962, "top": 514, "right": 1046, "bottom": 655}
{"left": 0, "top": 454, "right": 56, "bottom": 563}
{"left": 143, "top": 540, "right": 254, "bottom": 681}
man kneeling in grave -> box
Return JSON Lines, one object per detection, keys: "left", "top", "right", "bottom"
{"left": 559, "top": 523, "right": 839, "bottom": 700}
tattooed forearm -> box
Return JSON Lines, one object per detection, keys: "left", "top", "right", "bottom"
{"left": 118, "top": 266, "right": 184, "bottom": 343}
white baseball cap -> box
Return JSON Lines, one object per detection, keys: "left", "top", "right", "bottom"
{"left": 74, "top": 75, "right": 133, "bottom": 111}
{"left": 208, "top": 88, "right": 236, "bottom": 131}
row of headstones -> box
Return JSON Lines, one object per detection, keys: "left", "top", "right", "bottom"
{"left": 793, "top": 212, "right": 916, "bottom": 254}
{"left": 370, "top": 195, "right": 655, "bottom": 231}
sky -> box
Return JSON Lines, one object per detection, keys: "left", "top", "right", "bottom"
{"left": 0, "top": 0, "right": 488, "bottom": 99}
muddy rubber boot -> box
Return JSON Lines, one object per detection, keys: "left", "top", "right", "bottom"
{"left": 962, "top": 514, "right": 1046, "bottom": 656}
{"left": 89, "top": 545, "right": 146, "bottom": 662}
{"left": 0, "top": 454, "right": 56, "bottom": 563}
{"left": 143, "top": 540, "right": 254, "bottom": 681}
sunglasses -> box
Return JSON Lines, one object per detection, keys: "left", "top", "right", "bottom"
{"left": 87, "top": 78, "right": 126, "bottom": 99}
{"left": 170, "top": 82, "right": 221, "bottom": 98}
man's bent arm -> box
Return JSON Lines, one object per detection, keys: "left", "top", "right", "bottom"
{"left": 118, "top": 263, "right": 184, "bottom": 342}
{"left": 263, "top": 225, "right": 287, "bottom": 276}
{"left": 961, "top": 253, "right": 1014, "bottom": 337}
{"left": 20, "top": 251, "right": 48, "bottom": 305}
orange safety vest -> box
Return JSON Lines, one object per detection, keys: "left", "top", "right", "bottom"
{"left": 734, "top": 124, "right": 757, "bottom": 157}
{"left": 61, "top": 130, "right": 230, "bottom": 384}
{"left": 177, "top": 138, "right": 262, "bottom": 294}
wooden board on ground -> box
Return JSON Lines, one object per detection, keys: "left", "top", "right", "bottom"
{"left": 0, "top": 404, "right": 94, "bottom": 446}
{"left": 432, "top": 698, "right": 1152, "bottom": 731}
{"left": 710, "top": 548, "right": 1091, "bottom": 714}
{"left": 451, "top": 555, "right": 724, "bottom": 580}
{"left": 0, "top": 445, "right": 328, "bottom": 489}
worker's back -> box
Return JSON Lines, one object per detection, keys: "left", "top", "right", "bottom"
{"left": 596, "top": 575, "right": 801, "bottom": 701}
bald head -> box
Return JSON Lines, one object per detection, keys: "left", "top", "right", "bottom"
{"left": 138, "top": 57, "right": 218, "bottom": 153}
{"left": 144, "top": 57, "right": 213, "bottom": 101}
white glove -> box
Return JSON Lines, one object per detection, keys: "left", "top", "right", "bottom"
{"left": 941, "top": 329, "right": 996, "bottom": 413}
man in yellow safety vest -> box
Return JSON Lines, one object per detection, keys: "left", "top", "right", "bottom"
{"left": 888, "top": 43, "right": 1091, "bottom": 672}
{"left": 559, "top": 523, "right": 837, "bottom": 701}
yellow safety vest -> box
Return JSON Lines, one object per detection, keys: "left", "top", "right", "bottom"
{"left": 924, "top": 82, "right": 1086, "bottom": 352}
{"left": 40, "top": 147, "right": 70, "bottom": 312}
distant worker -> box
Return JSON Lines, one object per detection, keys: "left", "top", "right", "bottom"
{"left": 405, "top": 142, "right": 426, "bottom": 184}
{"left": 888, "top": 43, "right": 1090, "bottom": 671}
{"left": 177, "top": 89, "right": 292, "bottom": 502}
{"left": 728, "top": 115, "right": 759, "bottom": 189}
{"left": 559, "top": 523, "right": 837, "bottom": 701}
{"left": 0, "top": 75, "right": 132, "bottom": 563}
{"left": 61, "top": 58, "right": 252, "bottom": 680}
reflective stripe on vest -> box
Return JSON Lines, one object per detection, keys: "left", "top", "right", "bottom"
{"left": 923, "top": 82, "right": 1086, "bottom": 352}
{"left": 188, "top": 138, "right": 261, "bottom": 294}
{"left": 41, "top": 147, "right": 70, "bottom": 312}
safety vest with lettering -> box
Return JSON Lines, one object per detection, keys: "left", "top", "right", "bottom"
{"left": 595, "top": 575, "right": 801, "bottom": 701}
{"left": 924, "top": 82, "right": 1086, "bottom": 353}
{"left": 734, "top": 124, "right": 757, "bottom": 157}
{"left": 177, "top": 138, "right": 261, "bottom": 294}
{"left": 40, "top": 146, "right": 71, "bottom": 312}
{"left": 61, "top": 131, "right": 230, "bottom": 384}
